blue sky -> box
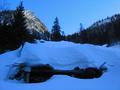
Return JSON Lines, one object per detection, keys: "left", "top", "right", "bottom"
{"left": 1, "top": 0, "right": 120, "bottom": 34}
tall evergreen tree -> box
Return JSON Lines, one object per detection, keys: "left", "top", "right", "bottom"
{"left": 12, "top": 1, "right": 35, "bottom": 48}
{"left": 51, "top": 17, "right": 62, "bottom": 41}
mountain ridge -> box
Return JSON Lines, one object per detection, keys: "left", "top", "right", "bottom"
{"left": 0, "top": 10, "right": 48, "bottom": 36}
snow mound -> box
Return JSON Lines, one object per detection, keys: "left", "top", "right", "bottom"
{"left": 0, "top": 41, "right": 120, "bottom": 90}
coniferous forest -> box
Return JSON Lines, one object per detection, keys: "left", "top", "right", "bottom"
{"left": 66, "top": 14, "right": 120, "bottom": 46}
{"left": 0, "top": 2, "right": 36, "bottom": 53}
{"left": 0, "top": 1, "right": 120, "bottom": 54}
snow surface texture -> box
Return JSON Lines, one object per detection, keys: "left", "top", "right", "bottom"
{"left": 0, "top": 41, "right": 120, "bottom": 90}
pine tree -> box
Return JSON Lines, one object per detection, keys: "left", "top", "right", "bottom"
{"left": 12, "top": 1, "right": 35, "bottom": 48}
{"left": 51, "top": 17, "right": 62, "bottom": 41}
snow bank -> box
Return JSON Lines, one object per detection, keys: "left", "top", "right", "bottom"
{"left": 20, "top": 41, "right": 91, "bottom": 69}
{"left": 0, "top": 41, "right": 120, "bottom": 90}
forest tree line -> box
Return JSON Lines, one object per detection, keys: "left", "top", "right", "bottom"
{"left": 0, "top": 2, "right": 65, "bottom": 53}
{"left": 0, "top": 1, "right": 120, "bottom": 54}
{"left": 0, "top": 2, "right": 36, "bottom": 53}
{"left": 66, "top": 14, "right": 120, "bottom": 46}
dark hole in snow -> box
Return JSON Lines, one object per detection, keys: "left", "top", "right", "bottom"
{"left": 8, "top": 63, "right": 107, "bottom": 83}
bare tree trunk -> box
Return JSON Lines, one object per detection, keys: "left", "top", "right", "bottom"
{"left": 17, "top": 42, "right": 24, "bottom": 57}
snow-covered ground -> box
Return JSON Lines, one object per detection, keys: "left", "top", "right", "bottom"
{"left": 0, "top": 41, "right": 120, "bottom": 90}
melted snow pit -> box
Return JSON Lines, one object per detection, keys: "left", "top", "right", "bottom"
{"left": 8, "top": 63, "right": 107, "bottom": 83}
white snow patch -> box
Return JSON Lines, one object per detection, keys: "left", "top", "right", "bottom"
{"left": 0, "top": 41, "right": 120, "bottom": 90}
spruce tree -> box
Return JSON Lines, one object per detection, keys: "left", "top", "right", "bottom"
{"left": 12, "top": 1, "right": 35, "bottom": 48}
{"left": 51, "top": 17, "right": 62, "bottom": 41}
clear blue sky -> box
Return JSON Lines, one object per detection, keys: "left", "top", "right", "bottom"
{"left": 1, "top": 0, "right": 120, "bottom": 34}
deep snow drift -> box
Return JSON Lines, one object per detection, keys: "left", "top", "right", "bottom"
{"left": 0, "top": 41, "right": 120, "bottom": 90}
